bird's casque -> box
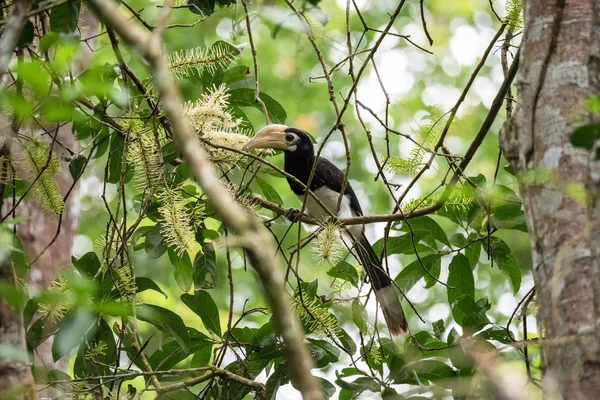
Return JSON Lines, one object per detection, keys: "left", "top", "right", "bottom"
{"left": 243, "top": 124, "right": 408, "bottom": 335}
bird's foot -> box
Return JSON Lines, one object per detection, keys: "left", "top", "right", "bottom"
{"left": 285, "top": 208, "right": 303, "bottom": 222}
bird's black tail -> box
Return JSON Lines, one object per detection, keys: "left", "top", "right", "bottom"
{"left": 355, "top": 233, "right": 408, "bottom": 335}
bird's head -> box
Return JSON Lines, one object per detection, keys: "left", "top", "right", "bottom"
{"left": 242, "top": 124, "right": 313, "bottom": 154}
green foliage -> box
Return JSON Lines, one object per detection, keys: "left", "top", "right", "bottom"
{"left": 0, "top": 0, "right": 537, "bottom": 399}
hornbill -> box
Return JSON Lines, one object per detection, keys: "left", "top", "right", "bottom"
{"left": 242, "top": 124, "right": 408, "bottom": 335}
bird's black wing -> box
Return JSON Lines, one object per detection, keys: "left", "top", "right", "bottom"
{"left": 315, "top": 158, "right": 408, "bottom": 334}
{"left": 315, "top": 157, "right": 363, "bottom": 216}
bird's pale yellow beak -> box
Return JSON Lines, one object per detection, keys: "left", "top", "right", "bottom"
{"left": 242, "top": 124, "right": 289, "bottom": 151}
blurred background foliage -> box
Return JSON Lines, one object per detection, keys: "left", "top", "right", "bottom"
{"left": 0, "top": 0, "right": 541, "bottom": 398}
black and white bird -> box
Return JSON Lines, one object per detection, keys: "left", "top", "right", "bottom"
{"left": 242, "top": 124, "right": 408, "bottom": 335}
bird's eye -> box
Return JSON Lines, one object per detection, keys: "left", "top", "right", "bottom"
{"left": 285, "top": 133, "right": 295, "bottom": 142}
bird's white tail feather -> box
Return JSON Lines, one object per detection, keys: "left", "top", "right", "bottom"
{"left": 375, "top": 286, "right": 408, "bottom": 335}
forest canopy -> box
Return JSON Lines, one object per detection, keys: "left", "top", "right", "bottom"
{"left": 0, "top": 0, "right": 544, "bottom": 399}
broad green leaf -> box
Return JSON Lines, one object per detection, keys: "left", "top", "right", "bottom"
{"left": 372, "top": 234, "right": 428, "bottom": 256}
{"left": 266, "top": 363, "right": 288, "bottom": 400}
{"left": 52, "top": 310, "right": 95, "bottom": 362}
{"left": 72, "top": 252, "right": 101, "bottom": 278}
{"left": 17, "top": 20, "right": 34, "bottom": 48}
{"left": 145, "top": 224, "right": 167, "bottom": 259}
{"left": 181, "top": 290, "right": 222, "bottom": 337}
{"left": 187, "top": 0, "right": 236, "bottom": 16}
{"left": 351, "top": 299, "right": 369, "bottom": 334}
{"left": 136, "top": 304, "right": 192, "bottom": 352}
{"left": 478, "top": 326, "right": 513, "bottom": 344}
{"left": 148, "top": 328, "right": 211, "bottom": 371}
{"left": 31, "top": 366, "right": 71, "bottom": 387}
{"left": 433, "top": 319, "right": 445, "bottom": 339}
{"left": 486, "top": 237, "right": 522, "bottom": 294}
{"left": 336, "top": 329, "right": 357, "bottom": 355}
{"left": 73, "top": 318, "right": 117, "bottom": 377}
{"left": 447, "top": 254, "right": 474, "bottom": 304}
{"left": 68, "top": 155, "right": 87, "bottom": 180}
{"left": 327, "top": 261, "right": 359, "bottom": 287}
{"left": 3, "top": 179, "right": 30, "bottom": 199}
{"left": 190, "top": 344, "right": 213, "bottom": 367}
{"left": 317, "top": 377, "right": 336, "bottom": 398}
{"left": 394, "top": 254, "right": 441, "bottom": 294}
{"left": 395, "top": 216, "right": 450, "bottom": 247}
{"left": 107, "top": 133, "right": 126, "bottom": 184}
{"left": 465, "top": 240, "right": 481, "bottom": 269}
{"left": 256, "top": 176, "right": 283, "bottom": 205}
{"left": 570, "top": 123, "right": 600, "bottom": 149}
{"left": 40, "top": 32, "right": 60, "bottom": 53}
{"left": 228, "top": 88, "right": 287, "bottom": 124}
{"left": 405, "top": 359, "right": 456, "bottom": 384}
{"left": 110, "top": 277, "right": 167, "bottom": 299}
{"left": 193, "top": 242, "right": 218, "bottom": 289}
{"left": 135, "top": 277, "right": 167, "bottom": 298}
{"left": 168, "top": 248, "right": 193, "bottom": 292}
{"left": 50, "top": 0, "right": 81, "bottom": 33}
{"left": 17, "top": 61, "right": 51, "bottom": 97}
{"left": 223, "top": 66, "right": 251, "bottom": 83}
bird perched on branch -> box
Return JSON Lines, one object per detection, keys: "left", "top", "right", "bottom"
{"left": 242, "top": 124, "right": 408, "bottom": 335}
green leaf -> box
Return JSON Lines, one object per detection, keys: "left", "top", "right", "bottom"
{"left": 148, "top": 328, "right": 211, "bottom": 371}
{"left": 4, "top": 179, "right": 30, "bottom": 199}
{"left": 181, "top": 290, "right": 222, "bottom": 337}
{"left": 136, "top": 304, "right": 192, "bottom": 352}
{"left": 266, "top": 363, "right": 288, "bottom": 400}
{"left": 52, "top": 310, "right": 95, "bottom": 362}
{"left": 17, "top": 21, "right": 34, "bottom": 48}
{"left": 486, "top": 237, "right": 522, "bottom": 294}
{"left": 223, "top": 66, "right": 251, "bottom": 83}
{"left": 168, "top": 248, "right": 193, "bottom": 292}
{"left": 72, "top": 252, "right": 101, "bottom": 278}
{"left": 162, "top": 141, "right": 180, "bottom": 164}
{"left": 447, "top": 254, "right": 474, "bottom": 307}
{"left": 50, "top": 0, "right": 81, "bottom": 33}
{"left": 40, "top": 32, "right": 60, "bottom": 53}
{"left": 256, "top": 176, "right": 283, "bottom": 205}
{"left": 317, "top": 377, "right": 336, "bottom": 398}
{"left": 73, "top": 318, "right": 117, "bottom": 377}
{"left": 193, "top": 242, "right": 218, "bottom": 289}
{"left": 187, "top": 0, "right": 236, "bottom": 16}
{"left": 228, "top": 88, "right": 287, "bottom": 124}
{"left": 68, "top": 155, "right": 87, "bottom": 180}
{"left": 394, "top": 254, "right": 441, "bottom": 294}
{"left": 351, "top": 299, "right": 369, "bottom": 334}
{"left": 406, "top": 360, "right": 455, "bottom": 383}
{"left": 327, "top": 261, "right": 359, "bottom": 287}
{"left": 335, "top": 329, "right": 357, "bottom": 355}
{"left": 478, "top": 326, "right": 513, "bottom": 344}
{"left": 110, "top": 277, "right": 167, "bottom": 299}
{"left": 107, "top": 133, "right": 125, "bottom": 184}
{"left": 395, "top": 216, "right": 450, "bottom": 246}
{"left": 92, "top": 126, "right": 110, "bottom": 159}
{"left": 190, "top": 344, "right": 213, "bottom": 367}
{"left": 16, "top": 61, "right": 51, "bottom": 97}
{"left": 145, "top": 224, "right": 167, "bottom": 259}
{"left": 432, "top": 319, "right": 445, "bottom": 340}
{"left": 465, "top": 240, "right": 481, "bottom": 269}
{"left": 570, "top": 123, "right": 600, "bottom": 149}
{"left": 31, "top": 366, "right": 71, "bottom": 387}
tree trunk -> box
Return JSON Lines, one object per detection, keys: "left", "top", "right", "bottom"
{"left": 500, "top": 0, "right": 600, "bottom": 398}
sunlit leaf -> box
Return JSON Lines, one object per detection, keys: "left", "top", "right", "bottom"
{"left": 181, "top": 290, "right": 222, "bottom": 337}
